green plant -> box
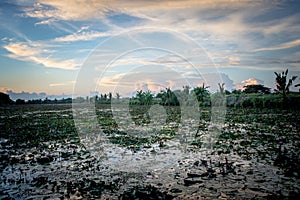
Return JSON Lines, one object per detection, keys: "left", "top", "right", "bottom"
{"left": 193, "top": 83, "right": 210, "bottom": 103}
{"left": 243, "top": 84, "right": 271, "bottom": 94}
{"left": 274, "top": 69, "right": 297, "bottom": 99}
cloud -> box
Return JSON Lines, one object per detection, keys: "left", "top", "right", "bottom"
{"left": 4, "top": 42, "right": 40, "bottom": 57}
{"left": 78, "top": 25, "right": 90, "bottom": 33}
{"left": 97, "top": 67, "right": 234, "bottom": 96}
{"left": 235, "top": 78, "right": 264, "bottom": 90}
{"left": 35, "top": 18, "right": 56, "bottom": 25}
{"left": 228, "top": 56, "right": 240, "bottom": 66}
{"left": 255, "top": 38, "right": 300, "bottom": 52}
{"left": 23, "top": 0, "right": 258, "bottom": 22}
{"left": 0, "top": 86, "right": 13, "bottom": 94}
{"left": 24, "top": 1, "right": 108, "bottom": 21}
{"left": 49, "top": 81, "right": 75, "bottom": 87}
{"left": 3, "top": 42, "right": 78, "bottom": 70}
{"left": 21, "top": 0, "right": 295, "bottom": 54}
{"left": 54, "top": 30, "right": 112, "bottom": 42}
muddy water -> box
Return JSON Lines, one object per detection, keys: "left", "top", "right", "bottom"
{"left": 1, "top": 140, "right": 299, "bottom": 199}
{"left": 1, "top": 106, "right": 299, "bottom": 199}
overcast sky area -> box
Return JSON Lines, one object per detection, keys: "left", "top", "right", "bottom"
{"left": 0, "top": 0, "right": 300, "bottom": 100}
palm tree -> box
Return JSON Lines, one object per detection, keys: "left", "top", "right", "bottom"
{"left": 144, "top": 90, "right": 153, "bottom": 106}
{"left": 274, "top": 69, "right": 297, "bottom": 98}
{"left": 136, "top": 90, "right": 145, "bottom": 105}
{"left": 156, "top": 88, "right": 179, "bottom": 106}
{"left": 193, "top": 83, "right": 210, "bottom": 103}
{"left": 135, "top": 90, "right": 153, "bottom": 105}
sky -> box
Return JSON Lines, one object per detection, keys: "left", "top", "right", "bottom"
{"left": 0, "top": 0, "right": 300, "bottom": 100}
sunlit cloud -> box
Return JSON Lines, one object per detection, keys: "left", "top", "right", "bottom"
{"left": 1, "top": 0, "right": 300, "bottom": 96}
{"left": 35, "top": 18, "right": 57, "bottom": 25}
{"left": 49, "top": 81, "right": 75, "bottom": 87}
{"left": 97, "top": 69, "right": 234, "bottom": 96}
{"left": 0, "top": 86, "right": 13, "bottom": 94}
{"left": 228, "top": 56, "right": 240, "bottom": 66}
{"left": 235, "top": 78, "right": 264, "bottom": 90}
{"left": 254, "top": 39, "right": 300, "bottom": 52}
{"left": 3, "top": 42, "right": 79, "bottom": 70}
{"left": 23, "top": 0, "right": 258, "bottom": 22}
{"left": 54, "top": 30, "right": 112, "bottom": 42}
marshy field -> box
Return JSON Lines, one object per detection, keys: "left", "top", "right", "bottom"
{"left": 0, "top": 103, "right": 299, "bottom": 199}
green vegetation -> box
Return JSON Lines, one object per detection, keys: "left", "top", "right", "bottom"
{"left": 1, "top": 69, "right": 299, "bottom": 199}
{"left": 274, "top": 69, "right": 298, "bottom": 99}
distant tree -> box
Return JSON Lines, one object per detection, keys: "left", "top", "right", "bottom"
{"left": 156, "top": 88, "right": 179, "bottom": 106}
{"left": 136, "top": 90, "right": 145, "bottom": 105}
{"left": 225, "top": 90, "right": 231, "bottom": 95}
{"left": 73, "top": 97, "right": 85, "bottom": 103}
{"left": 135, "top": 90, "right": 153, "bottom": 105}
{"left": 232, "top": 89, "right": 242, "bottom": 94}
{"left": 43, "top": 97, "right": 51, "bottom": 104}
{"left": 0, "top": 92, "right": 11, "bottom": 104}
{"left": 193, "top": 83, "right": 210, "bottom": 103}
{"left": 243, "top": 84, "right": 271, "bottom": 94}
{"left": 16, "top": 99, "right": 25, "bottom": 104}
{"left": 218, "top": 83, "right": 225, "bottom": 95}
{"left": 182, "top": 85, "right": 190, "bottom": 95}
{"left": 274, "top": 69, "right": 297, "bottom": 98}
{"left": 144, "top": 91, "right": 153, "bottom": 105}
{"left": 116, "top": 93, "right": 120, "bottom": 99}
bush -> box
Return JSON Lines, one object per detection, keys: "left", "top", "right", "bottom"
{"left": 241, "top": 98, "right": 253, "bottom": 108}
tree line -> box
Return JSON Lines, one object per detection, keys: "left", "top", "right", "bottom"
{"left": 1, "top": 69, "right": 299, "bottom": 108}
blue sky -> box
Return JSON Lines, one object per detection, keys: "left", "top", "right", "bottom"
{"left": 0, "top": 0, "right": 300, "bottom": 99}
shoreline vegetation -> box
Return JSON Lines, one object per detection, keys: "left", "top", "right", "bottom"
{"left": 1, "top": 89, "right": 300, "bottom": 110}
{"left": 1, "top": 69, "right": 299, "bottom": 109}
{"left": 1, "top": 104, "right": 299, "bottom": 199}
{"left": 0, "top": 69, "right": 299, "bottom": 199}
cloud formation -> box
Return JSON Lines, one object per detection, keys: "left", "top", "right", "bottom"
{"left": 54, "top": 30, "right": 112, "bottom": 42}
{"left": 3, "top": 42, "right": 78, "bottom": 70}
{"left": 235, "top": 78, "right": 264, "bottom": 90}
{"left": 24, "top": 0, "right": 257, "bottom": 21}
{"left": 1, "top": 0, "right": 300, "bottom": 95}
{"left": 254, "top": 38, "right": 300, "bottom": 52}
{"left": 98, "top": 69, "right": 235, "bottom": 96}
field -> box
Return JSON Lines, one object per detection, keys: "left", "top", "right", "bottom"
{"left": 0, "top": 104, "right": 299, "bottom": 199}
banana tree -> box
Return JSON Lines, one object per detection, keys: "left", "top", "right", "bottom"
{"left": 274, "top": 69, "right": 297, "bottom": 98}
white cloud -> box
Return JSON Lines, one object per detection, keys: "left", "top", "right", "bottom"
{"left": 235, "top": 78, "right": 264, "bottom": 90}
{"left": 49, "top": 81, "right": 75, "bottom": 87}
{"left": 3, "top": 42, "right": 78, "bottom": 70}
{"left": 97, "top": 69, "right": 234, "bottom": 96}
{"left": 228, "top": 56, "right": 240, "bottom": 65}
{"left": 54, "top": 30, "right": 112, "bottom": 42}
{"left": 78, "top": 25, "right": 89, "bottom": 33}
{"left": 4, "top": 43, "right": 40, "bottom": 57}
{"left": 254, "top": 38, "right": 300, "bottom": 52}
{"left": 24, "top": 0, "right": 258, "bottom": 21}
{"left": 35, "top": 18, "right": 56, "bottom": 25}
